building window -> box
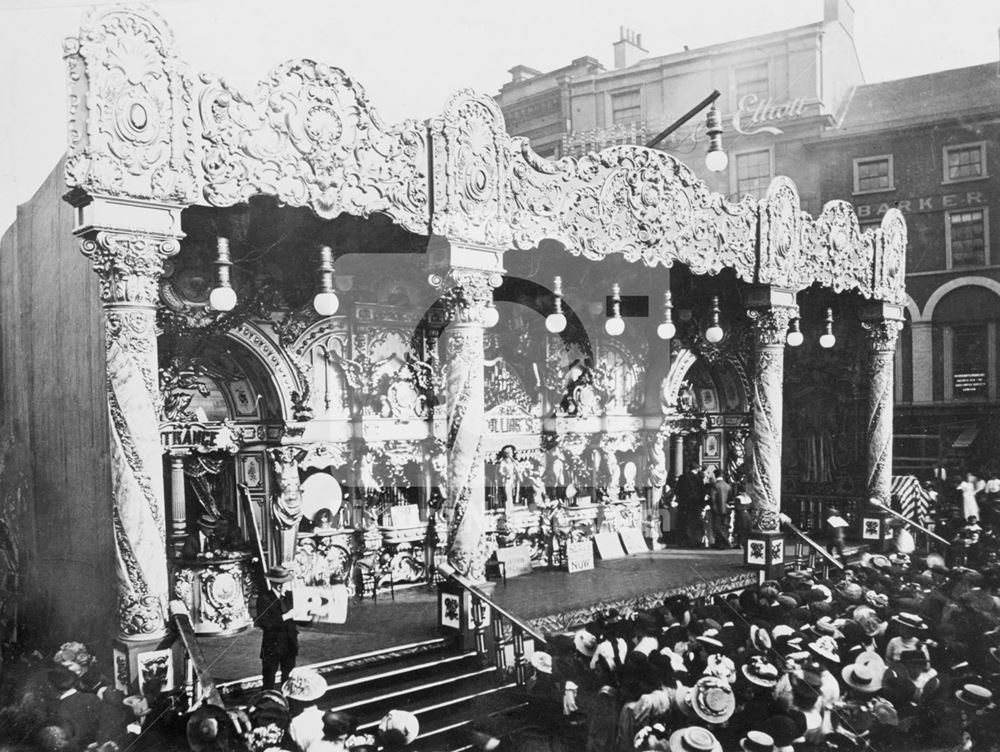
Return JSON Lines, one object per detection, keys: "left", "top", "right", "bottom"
{"left": 943, "top": 142, "right": 986, "bottom": 183}
{"left": 611, "top": 90, "right": 641, "bottom": 125}
{"left": 951, "top": 324, "right": 989, "bottom": 398}
{"left": 734, "top": 149, "right": 773, "bottom": 200}
{"left": 734, "top": 62, "right": 770, "bottom": 104}
{"left": 946, "top": 208, "right": 989, "bottom": 268}
{"left": 853, "top": 155, "right": 894, "bottom": 194}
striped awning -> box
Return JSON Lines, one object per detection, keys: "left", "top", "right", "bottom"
{"left": 952, "top": 426, "right": 980, "bottom": 450}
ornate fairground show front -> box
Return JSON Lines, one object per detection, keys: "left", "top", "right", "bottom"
{"left": 59, "top": 6, "right": 905, "bottom": 688}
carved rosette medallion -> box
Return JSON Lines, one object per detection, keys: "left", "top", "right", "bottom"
{"left": 430, "top": 268, "right": 494, "bottom": 580}
{"left": 80, "top": 229, "right": 181, "bottom": 639}
{"left": 862, "top": 318, "right": 903, "bottom": 504}
{"left": 746, "top": 305, "right": 797, "bottom": 533}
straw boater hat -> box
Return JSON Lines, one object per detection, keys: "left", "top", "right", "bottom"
{"left": 891, "top": 612, "right": 927, "bottom": 631}
{"left": 281, "top": 668, "right": 327, "bottom": 703}
{"left": 197, "top": 513, "right": 222, "bottom": 530}
{"left": 955, "top": 683, "right": 994, "bottom": 708}
{"left": 739, "top": 731, "right": 776, "bottom": 752}
{"left": 573, "top": 629, "right": 598, "bottom": 658}
{"left": 841, "top": 658, "right": 885, "bottom": 693}
{"left": 808, "top": 635, "right": 840, "bottom": 663}
{"left": 750, "top": 624, "right": 772, "bottom": 653}
{"left": 186, "top": 704, "right": 234, "bottom": 752}
{"left": 741, "top": 655, "right": 780, "bottom": 688}
{"left": 377, "top": 709, "right": 420, "bottom": 746}
{"left": 530, "top": 651, "right": 552, "bottom": 675}
{"left": 669, "top": 727, "right": 722, "bottom": 752}
{"left": 679, "top": 676, "right": 736, "bottom": 724}
{"left": 266, "top": 565, "right": 294, "bottom": 584}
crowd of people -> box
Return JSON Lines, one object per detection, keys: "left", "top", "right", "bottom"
{"left": 523, "top": 545, "right": 1000, "bottom": 752}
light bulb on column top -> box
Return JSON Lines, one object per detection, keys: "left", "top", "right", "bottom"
{"left": 657, "top": 321, "right": 676, "bottom": 340}
{"left": 483, "top": 303, "right": 500, "bottom": 328}
{"left": 705, "top": 149, "right": 728, "bottom": 173}
{"left": 545, "top": 312, "right": 567, "bottom": 333}
{"left": 313, "top": 291, "right": 340, "bottom": 316}
{"left": 209, "top": 285, "right": 237, "bottom": 312}
{"left": 819, "top": 332, "right": 836, "bottom": 348}
{"left": 605, "top": 316, "right": 625, "bottom": 336}
{"left": 819, "top": 308, "right": 836, "bottom": 348}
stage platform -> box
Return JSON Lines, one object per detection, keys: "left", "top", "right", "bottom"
{"left": 200, "top": 548, "right": 750, "bottom": 686}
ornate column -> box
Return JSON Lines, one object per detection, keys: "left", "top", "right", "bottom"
{"left": 169, "top": 454, "right": 187, "bottom": 555}
{"left": 432, "top": 261, "right": 500, "bottom": 582}
{"left": 78, "top": 225, "right": 182, "bottom": 641}
{"left": 745, "top": 287, "right": 797, "bottom": 577}
{"left": 670, "top": 434, "right": 685, "bottom": 482}
{"left": 861, "top": 303, "right": 906, "bottom": 505}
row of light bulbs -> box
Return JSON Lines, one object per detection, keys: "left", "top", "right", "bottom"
{"left": 208, "top": 243, "right": 838, "bottom": 349}
{"left": 545, "top": 278, "right": 838, "bottom": 348}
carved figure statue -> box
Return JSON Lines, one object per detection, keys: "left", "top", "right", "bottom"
{"left": 269, "top": 446, "right": 305, "bottom": 565}
{"left": 677, "top": 382, "right": 696, "bottom": 412}
{"left": 496, "top": 445, "right": 523, "bottom": 511}
{"left": 604, "top": 449, "right": 621, "bottom": 500}
{"left": 545, "top": 453, "right": 566, "bottom": 501}
{"left": 357, "top": 448, "right": 379, "bottom": 501}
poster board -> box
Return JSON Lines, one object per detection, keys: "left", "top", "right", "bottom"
{"left": 619, "top": 527, "right": 649, "bottom": 555}
{"left": 565, "top": 540, "right": 594, "bottom": 573}
{"left": 495, "top": 544, "right": 533, "bottom": 577}
{"left": 291, "top": 584, "right": 349, "bottom": 624}
{"left": 594, "top": 531, "right": 626, "bottom": 560}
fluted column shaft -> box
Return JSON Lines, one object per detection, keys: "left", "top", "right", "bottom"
{"left": 80, "top": 229, "right": 181, "bottom": 640}
{"left": 436, "top": 267, "right": 494, "bottom": 581}
{"left": 169, "top": 454, "right": 187, "bottom": 554}
{"left": 862, "top": 306, "right": 905, "bottom": 504}
{"left": 746, "top": 297, "right": 797, "bottom": 533}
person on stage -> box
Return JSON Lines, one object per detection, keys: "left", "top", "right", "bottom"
{"left": 256, "top": 565, "right": 298, "bottom": 690}
{"left": 675, "top": 463, "right": 709, "bottom": 547}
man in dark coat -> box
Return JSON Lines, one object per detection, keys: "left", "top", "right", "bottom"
{"left": 47, "top": 665, "right": 100, "bottom": 750}
{"left": 675, "top": 463, "right": 709, "bottom": 547}
{"left": 709, "top": 470, "right": 733, "bottom": 549}
{"left": 256, "top": 565, "right": 298, "bottom": 690}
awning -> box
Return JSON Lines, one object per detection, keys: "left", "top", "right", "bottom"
{"left": 951, "top": 426, "right": 980, "bottom": 450}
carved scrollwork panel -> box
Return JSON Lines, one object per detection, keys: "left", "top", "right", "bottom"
{"left": 873, "top": 209, "right": 908, "bottom": 304}
{"left": 64, "top": 6, "right": 198, "bottom": 203}
{"left": 757, "top": 177, "right": 803, "bottom": 288}
{"left": 198, "top": 60, "right": 428, "bottom": 232}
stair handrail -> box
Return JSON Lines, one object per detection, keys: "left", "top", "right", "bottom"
{"left": 779, "top": 516, "right": 845, "bottom": 571}
{"left": 170, "top": 599, "right": 225, "bottom": 708}
{"left": 436, "top": 562, "right": 547, "bottom": 645}
{"left": 868, "top": 500, "right": 950, "bottom": 546}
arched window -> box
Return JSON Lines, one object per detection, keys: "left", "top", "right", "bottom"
{"left": 932, "top": 285, "right": 1000, "bottom": 402}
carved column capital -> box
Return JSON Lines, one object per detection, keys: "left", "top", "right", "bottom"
{"left": 79, "top": 230, "right": 181, "bottom": 306}
{"left": 431, "top": 266, "right": 497, "bottom": 327}
{"left": 747, "top": 305, "right": 798, "bottom": 347}
{"left": 861, "top": 318, "right": 904, "bottom": 353}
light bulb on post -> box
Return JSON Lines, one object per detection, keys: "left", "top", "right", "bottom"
{"left": 704, "top": 105, "right": 728, "bottom": 173}
{"left": 786, "top": 317, "right": 804, "bottom": 347}
{"left": 819, "top": 308, "right": 836, "bottom": 348}
{"left": 657, "top": 290, "right": 675, "bottom": 340}
{"left": 209, "top": 237, "right": 237, "bottom": 312}
{"left": 704, "top": 295, "right": 724, "bottom": 343}
{"left": 313, "top": 245, "right": 339, "bottom": 316}
{"left": 605, "top": 282, "right": 624, "bottom": 336}
{"left": 483, "top": 302, "right": 500, "bottom": 328}
{"left": 546, "top": 275, "right": 567, "bottom": 333}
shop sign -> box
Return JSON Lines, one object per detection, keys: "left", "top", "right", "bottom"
{"left": 565, "top": 540, "right": 594, "bottom": 573}
{"left": 731, "top": 94, "right": 808, "bottom": 136}
{"left": 954, "top": 371, "right": 987, "bottom": 396}
{"left": 856, "top": 191, "right": 985, "bottom": 218}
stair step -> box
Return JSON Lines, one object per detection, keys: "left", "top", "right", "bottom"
{"left": 323, "top": 648, "right": 479, "bottom": 695}
{"left": 327, "top": 665, "right": 495, "bottom": 713}
{"left": 353, "top": 681, "right": 518, "bottom": 732}
{"left": 407, "top": 692, "right": 530, "bottom": 752}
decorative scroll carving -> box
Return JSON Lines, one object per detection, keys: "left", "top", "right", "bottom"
{"left": 80, "top": 231, "right": 180, "bottom": 306}
{"left": 432, "top": 267, "right": 494, "bottom": 327}
{"left": 798, "top": 200, "right": 869, "bottom": 296}
{"left": 862, "top": 318, "right": 904, "bottom": 504}
{"left": 226, "top": 323, "right": 306, "bottom": 422}
{"left": 757, "top": 177, "right": 803, "bottom": 288}
{"left": 198, "top": 60, "right": 428, "bottom": 232}
{"left": 64, "top": 6, "right": 197, "bottom": 203}
{"left": 270, "top": 447, "right": 305, "bottom": 565}
{"left": 873, "top": 210, "right": 908, "bottom": 304}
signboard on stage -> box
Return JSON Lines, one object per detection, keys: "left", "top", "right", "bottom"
{"left": 565, "top": 540, "right": 594, "bottom": 573}
{"left": 495, "top": 544, "right": 533, "bottom": 577}
{"left": 292, "top": 584, "right": 349, "bottom": 624}
{"left": 594, "top": 531, "right": 626, "bottom": 560}
{"left": 619, "top": 527, "right": 649, "bottom": 555}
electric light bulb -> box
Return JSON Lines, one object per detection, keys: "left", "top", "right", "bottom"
{"left": 705, "top": 149, "right": 729, "bottom": 173}
{"left": 657, "top": 321, "right": 676, "bottom": 340}
{"left": 545, "top": 312, "right": 567, "bottom": 333}
{"left": 209, "top": 286, "right": 237, "bottom": 312}
{"left": 605, "top": 316, "right": 625, "bottom": 336}
{"left": 705, "top": 325, "right": 724, "bottom": 344}
{"left": 786, "top": 330, "right": 804, "bottom": 347}
{"left": 819, "top": 332, "right": 836, "bottom": 349}
{"left": 483, "top": 304, "right": 500, "bottom": 328}
{"left": 313, "top": 291, "right": 340, "bottom": 316}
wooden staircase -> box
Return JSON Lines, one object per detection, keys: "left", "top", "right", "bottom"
{"left": 219, "top": 637, "right": 534, "bottom": 752}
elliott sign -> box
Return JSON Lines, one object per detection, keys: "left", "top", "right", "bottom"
{"left": 731, "top": 94, "right": 808, "bottom": 136}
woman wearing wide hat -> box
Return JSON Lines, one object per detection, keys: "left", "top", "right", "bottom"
{"left": 256, "top": 565, "right": 298, "bottom": 690}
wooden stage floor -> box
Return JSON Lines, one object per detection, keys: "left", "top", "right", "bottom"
{"left": 199, "top": 548, "right": 750, "bottom": 685}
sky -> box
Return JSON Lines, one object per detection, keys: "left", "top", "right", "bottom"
{"left": 0, "top": 0, "right": 998, "bottom": 231}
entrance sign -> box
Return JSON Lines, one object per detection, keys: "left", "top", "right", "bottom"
{"left": 565, "top": 540, "right": 594, "bottom": 572}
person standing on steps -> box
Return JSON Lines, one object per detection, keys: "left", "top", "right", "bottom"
{"left": 257, "top": 565, "right": 298, "bottom": 691}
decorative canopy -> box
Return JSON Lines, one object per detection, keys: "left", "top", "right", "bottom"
{"left": 63, "top": 4, "right": 906, "bottom": 305}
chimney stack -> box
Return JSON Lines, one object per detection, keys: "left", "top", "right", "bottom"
{"left": 824, "top": 0, "right": 855, "bottom": 35}
{"left": 613, "top": 26, "right": 648, "bottom": 69}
